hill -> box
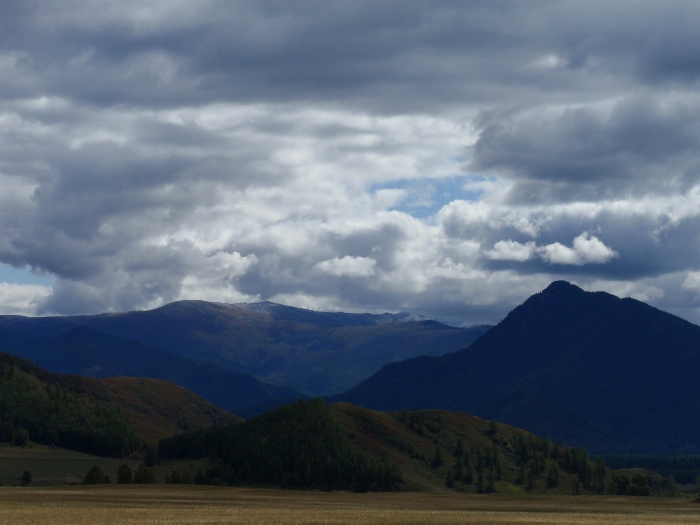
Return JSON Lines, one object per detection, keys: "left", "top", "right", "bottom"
{"left": 0, "top": 351, "right": 239, "bottom": 453}
{"left": 0, "top": 301, "right": 490, "bottom": 396}
{"left": 158, "top": 399, "right": 632, "bottom": 495}
{"left": 335, "top": 281, "right": 700, "bottom": 454}
{"left": 0, "top": 326, "right": 301, "bottom": 414}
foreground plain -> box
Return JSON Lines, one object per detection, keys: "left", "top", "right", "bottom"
{"left": 0, "top": 486, "right": 697, "bottom": 525}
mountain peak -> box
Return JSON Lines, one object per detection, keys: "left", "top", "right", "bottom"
{"left": 541, "top": 280, "right": 584, "bottom": 295}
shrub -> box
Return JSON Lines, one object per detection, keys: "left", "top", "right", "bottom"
{"left": 83, "top": 465, "right": 108, "bottom": 485}
{"left": 166, "top": 470, "right": 193, "bottom": 484}
{"left": 134, "top": 466, "right": 157, "bottom": 484}
{"left": 21, "top": 470, "right": 31, "bottom": 486}
{"left": 117, "top": 464, "right": 133, "bottom": 484}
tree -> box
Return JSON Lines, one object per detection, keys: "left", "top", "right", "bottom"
{"left": 445, "top": 469, "right": 454, "bottom": 488}
{"left": 117, "top": 464, "right": 133, "bottom": 484}
{"left": 546, "top": 462, "right": 560, "bottom": 488}
{"left": 629, "top": 472, "right": 651, "bottom": 496}
{"left": 144, "top": 446, "right": 157, "bottom": 467}
{"left": 486, "top": 470, "right": 495, "bottom": 493}
{"left": 607, "top": 472, "right": 630, "bottom": 495}
{"left": 696, "top": 474, "right": 700, "bottom": 495}
{"left": 454, "top": 438, "right": 464, "bottom": 458}
{"left": 526, "top": 467, "right": 535, "bottom": 491}
{"left": 572, "top": 477, "right": 580, "bottom": 495}
{"left": 431, "top": 446, "right": 443, "bottom": 468}
{"left": 13, "top": 428, "right": 29, "bottom": 447}
{"left": 83, "top": 465, "right": 107, "bottom": 485}
{"left": 134, "top": 466, "right": 157, "bottom": 484}
{"left": 667, "top": 475, "right": 677, "bottom": 497}
{"left": 21, "top": 470, "right": 31, "bottom": 486}
{"left": 488, "top": 420, "right": 497, "bottom": 437}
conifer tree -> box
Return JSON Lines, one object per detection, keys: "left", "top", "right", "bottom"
{"left": 526, "top": 467, "right": 535, "bottom": 491}
{"left": 476, "top": 469, "right": 484, "bottom": 493}
{"left": 432, "top": 446, "right": 444, "bottom": 468}
{"left": 454, "top": 438, "right": 464, "bottom": 458}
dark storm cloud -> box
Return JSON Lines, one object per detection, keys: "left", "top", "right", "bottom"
{"left": 1, "top": 1, "right": 698, "bottom": 110}
{"left": 472, "top": 95, "right": 700, "bottom": 202}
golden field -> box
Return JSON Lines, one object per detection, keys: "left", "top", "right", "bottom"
{"left": 0, "top": 486, "right": 697, "bottom": 525}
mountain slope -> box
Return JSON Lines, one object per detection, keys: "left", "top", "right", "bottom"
{"left": 0, "top": 326, "right": 301, "bottom": 414}
{"left": 0, "top": 351, "right": 239, "bottom": 451}
{"left": 0, "top": 301, "right": 490, "bottom": 395}
{"left": 159, "top": 399, "right": 614, "bottom": 494}
{"left": 335, "top": 281, "right": 700, "bottom": 454}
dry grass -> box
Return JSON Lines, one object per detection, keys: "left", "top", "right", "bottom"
{"left": 0, "top": 486, "right": 697, "bottom": 525}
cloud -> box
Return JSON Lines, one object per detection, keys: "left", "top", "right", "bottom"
{"left": 3, "top": 2, "right": 700, "bottom": 327}
{"left": 539, "top": 233, "right": 618, "bottom": 266}
{"left": 485, "top": 233, "right": 618, "bottom": 266}
{"left": 485, "top": 240, "right": 537, "bottom": 262}
{"left": 315, "top": 256, "right": 377, "bottom": 277}
{"left": 0, "top": 283, "right": 51, "bottom": 316}
{"left": 472, "top": 94, "right": 700, "bottom": 203}
{"left": 681, "top": 271, "right": 700, "bottom": 293}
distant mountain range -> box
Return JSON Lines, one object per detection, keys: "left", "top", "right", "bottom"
{"left": 0, "top": 301, "right": 489, "bottom": 396}
{"left": 335, "top": 281, "right": 700, "bottom": 454}
{"left": 0, "top": 325, "right": 300, "bottom": 415}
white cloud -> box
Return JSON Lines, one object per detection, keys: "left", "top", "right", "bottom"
{"left": 485, "top": 240, "right": 537, "bottom": 261}
{"left": 315, "top": 256, "right": 377, "bottom": 278}
{"left": 682, "top": 271, "right": 700, "bottom": 293}
{"left": 484, "top": 233, "right": 618, "bottom": 266}
{"left": 539, "top": 233, "right": 618, "bottom": 266}
{"left": 0, "top": 283, "right": 52, "bottom": 315}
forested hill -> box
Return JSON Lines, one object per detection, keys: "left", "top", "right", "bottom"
{"left": 0, "top": 352, "right": 239, "bottom": 455}
{"left": 0, "top": 353, "right": 138, "bottom": 457}
{"left": 335, "top": 281, "right": 700, "bottom": 454}
{"left": 159, "top": 400, "right": 654, "bottom": 495}
{"left": 159, "top": 399, "right": 404, "bottom": 492}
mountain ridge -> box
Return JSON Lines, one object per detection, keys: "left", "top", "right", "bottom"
{"left": 335, "top": 281, "right": 700, "bottom": 454}
{"left": 0, "top": 325, "right": 302, "bottom": 414}
{"left": 0, "top": 300, "right": 490, "bottom": 396}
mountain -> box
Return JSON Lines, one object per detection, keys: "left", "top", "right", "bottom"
{"left": 159, "top": 399, "right": 617, "bottom": 494}
{"left": 0, "top": 301, "right": 490, "bottom": 395}
{"left": 335, "top": 281, "right": 700, "bottom": 454}
{"left": 0, "top": 351, "right": 239, "bottom": 454}
{"left": 0, "top": 326, "right": 301, "bottom": 414}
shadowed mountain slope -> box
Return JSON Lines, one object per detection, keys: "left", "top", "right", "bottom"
{"left": 0, "top": 351, "right": 240, "bottom": 450}
{"left": 0, "top": 301, "right": 490, "bottom": 395}
{"left": 0, "top": 326, "right": 301, "bottom": 414}
{"left": 335, "top": 281, "right": 700, "bottom": 454}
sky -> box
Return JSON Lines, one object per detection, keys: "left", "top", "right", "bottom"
{"left": 3, "top": 1, "right": 700, "bottom": 326}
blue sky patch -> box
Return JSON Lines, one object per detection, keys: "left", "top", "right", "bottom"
{"left": 373, "top": 176, "right": 487, "bottom": 218}
{"left": 0, "top": 265, "right": 55, "bottom": 287}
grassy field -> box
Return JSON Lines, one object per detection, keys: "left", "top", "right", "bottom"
{"left": 0, "top": 485, "right": 696, "bottom": 525}
{"left": 0, "top": 443, "right": 142, "bottom": 486}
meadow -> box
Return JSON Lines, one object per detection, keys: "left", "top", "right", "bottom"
{"left": 0, "top": 485, "right": 697, "bottom": 525}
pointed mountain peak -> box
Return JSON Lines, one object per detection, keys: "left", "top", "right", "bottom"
{"left": 540, "top": 280, "right": 585, "bottom": 296}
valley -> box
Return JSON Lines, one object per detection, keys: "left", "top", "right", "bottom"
{"left": 0, "top": 486, "right": 697, "bottom": 525}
